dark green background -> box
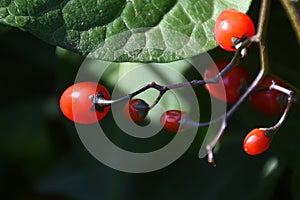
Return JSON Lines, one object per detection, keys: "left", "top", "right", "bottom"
{"left": 1, "top": 1, "right": 300, "bottom": 199}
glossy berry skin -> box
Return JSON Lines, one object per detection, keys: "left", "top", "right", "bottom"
{"left": 124, "top": 99, "right": 150, "bottom": 122}
{"left": 160, "top": 110, "right": 187, "bottom": 133}
{"left": 250, "top": 76, "right": 288, "bottom": 115}
{"left": 204, "top": 61, "right": 251, "bottom": 103}
{"left": 243, "top": 128, "right": 271, "bottom": 155}
{"left": 59, "top": 82, "right": 110, "bottom": 124}
{"left": 214, "top": 8, "right": 255, "bottom": 51}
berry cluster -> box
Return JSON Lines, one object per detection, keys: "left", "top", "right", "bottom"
{"left": 59, "top": 83, "right": 188, "bottom": 133}
{"left": 59, "top": 8, "right": 298, "bottom": 166}
{"left": 59, "top": 78, "right": 293, "bottom": 157}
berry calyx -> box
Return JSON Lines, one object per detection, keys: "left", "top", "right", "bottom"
{"left": 214, "top": 8, "right": 256, "bottom": 51}
{"left": 204, "top": 61, "right": 251, "bottom": 103}
{"left": 243, "top": 128, "right": 271, "bottom": 155}
{"left": 249, "top": 76, "right": 289, "bottom": 115}
{"left": 59, "top": 82, "right": 110, "bottom": 124}
{"left": 160, "top": 110, "right": 188, "bottom": 133}
{"left": 124, "top": 98, "right": 150, "bottom": 122}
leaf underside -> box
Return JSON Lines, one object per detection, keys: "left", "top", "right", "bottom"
{"left": 0, "top": 0, "right": 252, "bottom": 62}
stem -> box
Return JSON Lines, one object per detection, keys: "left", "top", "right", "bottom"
{"left": 230, "top": 71, "right": 266, "bottom": 117}
{"left": 280, "top": 0, "right": 300, "bottom": 44}
{"left": 206, "top": 119, "right": 226, "bottom": 167}
{"left": 92, "top": 39, "right": 253, "bottom": 108}
{"left": 205, "top": 68, "right": 266, "bottom": 166}
{"left": 265, "top": 96, "right": 292, "bottom": 134}
{"left": 227, "top": 16, "right": 271, "bottom": 117}
{"left": 255, "top": 0, "right": 272, "bottom": 42}
{"left": 91, "top": 94, "right": 130, "bottom": 105}
{"left": 264, "top": 83, "right": 295, "bottom": 135}
{"left": 269, "top": 81, "right": 295, "bottom": 96}
{"left": 228, "top": 0, "right": 272, "bottom": 121}
{"left": 205, "top": 0, "right": 272, "bottom": 166}
{"left": 270, "top": 83, "right": 298, "bottom": 102}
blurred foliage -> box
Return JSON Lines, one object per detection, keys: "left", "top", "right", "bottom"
{"left": 0, "top": 1, "right": 299, "bottom": 200}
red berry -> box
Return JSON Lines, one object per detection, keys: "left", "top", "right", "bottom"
{"left": 124, "top": 99, "right": 150, "bottom": 122}
{"left": 214, "top": 8, "right": 256, "bottom": 51}
{"left": 160, "top": 110, "right": 187, "bottom": 133}
{"left": 249, "top": 76, "right": 288, "bottom": 115}
{"left": 59, "top": 82, "right": 110, "bottom": 124}
{"left": 204, "top": 61, "right": 251, "bottom": 103}
{"left": 243, "top": 128, "right": 271, "bottom": 155}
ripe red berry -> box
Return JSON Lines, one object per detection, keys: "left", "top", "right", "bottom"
{"left": 204, "top": 61, "right": 251, "bottom": 103}
{"left": 59, "top": 82, "right": 110, "bottom": 124}
{"left": 249, "top": 76, "right": 288, "bottom": 115}
{"left": 243, "top": 128, "right": 271, "bottom": 155}
{"left": 160, "top": 110, "right": 187, "bottom": 133}
{"left": 124, "top": 99, "right": 150, "bottom": 122}
{"left": 214, "top": 8, "right": 256, "bottom": 51}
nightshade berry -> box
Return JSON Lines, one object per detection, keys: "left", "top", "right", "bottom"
{"left": 214, "top": 8, "right": 256, "bottom": 51}
{"left": 59, "top": 82, "right": 110, "bottom": 124}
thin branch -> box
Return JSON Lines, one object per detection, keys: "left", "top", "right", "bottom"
{"left": 280, "top": 0, "right": 300, "bottom": 44}
{"left": 205, "top": 0, "right": 272, "bottom": 166}
{"left": 89, "top": 0, "right": 299, "bottom": 167}
{"left": 264, "top": 96, "right": 292, "bottom": 134}
{"left": 262, "top": 83, "right": 295, "bottom": 136}
{"left": 92, "top": 38, "right": 254, "bottom": 108}
{"left": 255, "top": 0, "right": 272, "bottom": 42}
{"left": 206, "top": 119, "right": 226, "bottom": 167}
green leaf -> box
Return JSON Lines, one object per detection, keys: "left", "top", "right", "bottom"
{"left": 0, "top": 0, "right": 252, "bottom": 62}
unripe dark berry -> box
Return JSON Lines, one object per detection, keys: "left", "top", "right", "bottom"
{"left": 124, "top": 99, "right": 150, "bottom": 122}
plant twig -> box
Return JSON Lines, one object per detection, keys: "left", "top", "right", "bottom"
{"left": 280, "top": 0, "right": 300, "bottom": 44}
{"left": 205, "top": 0, "right": 272, "bottom": 166}
{"left": 90, "top": 0, "right": 299, "bottom": 167}
{"left": 91, "top": 38, "right": 254, "bottom": 108}
{"left": 263, "top": 83, "right": 295, "bottom": 136}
